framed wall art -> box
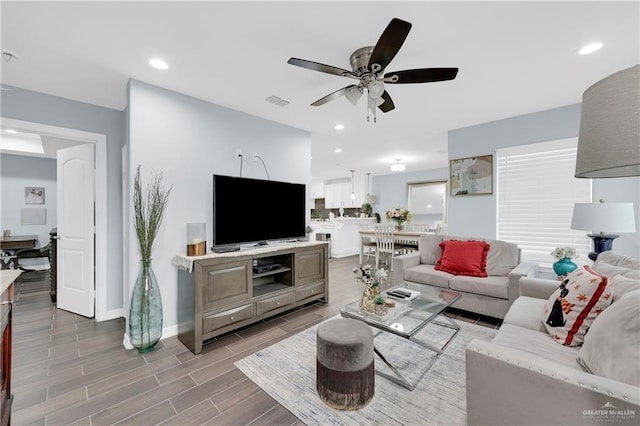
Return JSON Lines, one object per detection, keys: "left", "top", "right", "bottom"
{"left": 25, "top": 186, "right": 46, "bottom": 204}
{"left": 450, "top": 155, "right": 493, "bottom": 196}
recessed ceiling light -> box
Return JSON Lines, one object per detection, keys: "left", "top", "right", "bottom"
{"left": 149, "top": 58, "right": 169, "bottom": 70}
{"left": 334, "top": 123, "right": 344, "bottom": 130}
{"left": 578, "top": 42, "right": 603, "bottom": 55}
{"left": 334, "top": 148, "right": 342, "bottom": 153}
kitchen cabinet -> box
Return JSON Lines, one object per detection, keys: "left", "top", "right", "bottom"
{"left": 324, "top": 174, "right": 367, "bottom": 208}
{"left": 310, "top": 179, "right": 325, "bottom": 199}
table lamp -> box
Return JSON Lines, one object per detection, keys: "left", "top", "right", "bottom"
{"left": 571, "top": 201, "right": 637, "bottom": 261}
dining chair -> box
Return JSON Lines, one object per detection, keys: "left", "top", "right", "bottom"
{"left": 359, "top": 223, "right": 376, "bottom": 265}
{"left": 406, "top": 223, "right": 429, "bottom": 232}
{"left": 435, "top": 223, "right": 448, "bottom": 235}
{"left": 374, "top": 224, "right": 403, "bottom": 271}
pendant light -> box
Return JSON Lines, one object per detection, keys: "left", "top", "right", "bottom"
{"left": 350, "top": 170, "right": 356, "bottom": 199}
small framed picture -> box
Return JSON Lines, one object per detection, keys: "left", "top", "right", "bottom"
{"left": 25, "top": 186, "right": 45, "bottom": 204}
{"left": 450, "top": 155, "right": 493, "bottom": 196}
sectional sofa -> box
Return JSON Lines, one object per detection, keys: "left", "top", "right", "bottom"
{"left": 466, "top": 251, "right": 640, "bottom": 425}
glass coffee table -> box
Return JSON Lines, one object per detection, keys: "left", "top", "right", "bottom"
{"left": 340, "top": 283, "right": 461, "bottom": 390}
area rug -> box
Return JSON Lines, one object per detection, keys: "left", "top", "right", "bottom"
{"left": 234, "top": 315, "right": 497, "bottom": 425}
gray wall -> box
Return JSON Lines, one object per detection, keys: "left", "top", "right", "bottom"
{"left": 126, "top": 80, "right": 312, "bottom": 334}
{"left": 1, "top": 154, "right": 57, "bottom": 251}
{"left": 1, "top": 85, "right": 126, "bottom": 312}
{"left": 447, "top": 103, "right": 640, "bottom": 258}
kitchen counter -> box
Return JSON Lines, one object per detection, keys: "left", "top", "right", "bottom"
{"left": 1, "top": 270, "right": 21, "bottom": 296}
{"left": 309, "top": 217, "right": 375, "bottom": 258}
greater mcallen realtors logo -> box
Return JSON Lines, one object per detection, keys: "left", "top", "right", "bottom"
{"left": 583, "top": 402, "right": 636, "bottom": 423}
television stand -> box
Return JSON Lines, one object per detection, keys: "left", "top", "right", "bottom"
{"left": 212, "top": 245, "right": 240, "bottom": 253}
{"left": 176, "top": 241, "right": 329, "bottom": 354}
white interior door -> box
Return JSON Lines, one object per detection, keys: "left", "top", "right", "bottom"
{"left": 57, "top": 144, "right": 95, "bottom": 317}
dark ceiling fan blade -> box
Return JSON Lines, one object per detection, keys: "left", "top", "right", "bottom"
{"left": 384, "top": 68, "right": 459, "bottom": 84}
{"left": 368, "top": 18, "right": 412, "bottom": 73}
{"left": 378, "top": 91, "right": 395, "bottom": 113}
{"left": 311, "top": 85, "right": 358, "bottom": 106}
{"left": 287, "top": 58, "right": 355, "bottom": 78}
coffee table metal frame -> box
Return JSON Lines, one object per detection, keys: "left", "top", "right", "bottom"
{"left": 340, "top": 283, "right": 461, "bottom": 390}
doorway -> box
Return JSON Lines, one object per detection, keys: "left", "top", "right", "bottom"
{"left": 1, "top": 117, "right": 109, "bottom": 320}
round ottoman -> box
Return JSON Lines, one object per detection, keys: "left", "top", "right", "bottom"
{"left": 316, "top": 318, "right": 374, "bottom": 410}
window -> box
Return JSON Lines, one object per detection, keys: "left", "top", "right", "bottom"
{"left": 496, "top": 138, "right": 592, "bottom": 267}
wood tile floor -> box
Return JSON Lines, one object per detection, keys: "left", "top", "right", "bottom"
{"left": 11, "top": 256, "right": 501, "bottom": 425}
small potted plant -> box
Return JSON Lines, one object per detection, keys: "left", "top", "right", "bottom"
{"left": 361, "top": 202, "right": 373, "bottom": 217}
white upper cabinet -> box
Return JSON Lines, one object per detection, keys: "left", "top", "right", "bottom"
{"left": 310, "top": 178, "right": 325, "bottom": 199}
{"left": 324, "top": 173, "right": 367, "bottom": 209}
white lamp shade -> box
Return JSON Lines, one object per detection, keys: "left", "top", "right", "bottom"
{"left": 571, "top": 202, "right": 637, "bottom": 234}
{"left": 575, "top": 64, "right": 640, "bottom": 178}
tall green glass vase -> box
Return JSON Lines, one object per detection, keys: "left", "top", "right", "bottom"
{"left": 129, "top": 259, "right": 163, "bottom": 353}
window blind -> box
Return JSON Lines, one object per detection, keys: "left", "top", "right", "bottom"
{"left": 496, "top": 138, "right": 592, "bottom": 268}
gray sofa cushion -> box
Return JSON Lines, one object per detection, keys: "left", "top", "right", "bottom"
{"left": 577, "top": 291, "right": 640, "bottom": 387}
{"left": 492, "top": 324, "right": 582, "bottom": 370}
{"left": 418, "top": 235, "right": 444, "bottom": 265}
{"left": 503, "top": 296, "right": 547, "bottom": 332}
{"left": 449, "top": 275, "right": 509, "bottom": 299}
{"left": 403, "top": 264, "right": 451, "bottom": 288}
{"left": 485, "top": 240, "right": 519, "bottom": 276}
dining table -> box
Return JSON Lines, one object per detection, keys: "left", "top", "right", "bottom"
{"left": 1, "top": 234, "right": 39, "bottom": 269}
{"left": 358, "top": 230, "right": 434, "bottom": 265}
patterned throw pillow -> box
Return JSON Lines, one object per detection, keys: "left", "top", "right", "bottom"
{"left": 434, "top": 240, "right": 490, "bottom": 277}
{"left": 542, "top": 266, "right": 613, "bottom": 346}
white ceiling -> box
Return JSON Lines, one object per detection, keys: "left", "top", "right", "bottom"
{"left": 1, "top": 1, "right": 638, "bottom": 179}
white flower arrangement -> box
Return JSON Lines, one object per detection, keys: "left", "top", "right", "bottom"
{"left": 384, "top": 208, "right": 412, "bottom": 224}
{"left": 550, "top": 246, "right": 578, "bottom": 260}
{"left": 352, "top": 264, "right": 389, "bottom": 288}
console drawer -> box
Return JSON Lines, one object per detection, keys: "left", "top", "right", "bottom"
{"left": 202, "top": 304, "right": 254, "bottom": 334}
{"left": 256, "top": 291, "right": 295, "bottom": 316}
{"left": 295, "top": 281, "right": 325, "bottom": 303}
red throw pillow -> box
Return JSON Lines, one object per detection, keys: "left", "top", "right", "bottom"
{"left": 434, "top": 240, "right": 490, "bottom": 277}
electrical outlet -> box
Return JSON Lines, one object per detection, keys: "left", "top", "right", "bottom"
{"left": 252, "top": 152, "right": 258, "bottom": 161}
{"left": 236, "top": 148, "right": 242, "bottom": 158}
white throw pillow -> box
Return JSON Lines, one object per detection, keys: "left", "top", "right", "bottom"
{"left": 542, "top": 266, "right": 613, "bottom": 346}
{"left": 611, "top": 274, "right": 640, "bottom": 302}
{"left": 592, "top": 261, "right": 640, "bottom": 281}
{"left": 577, "top": 290, "right": 640, "bottom": 386}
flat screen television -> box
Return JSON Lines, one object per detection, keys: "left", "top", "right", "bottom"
{"left": 212, "top": 174, "right": 306, "bottom": 250}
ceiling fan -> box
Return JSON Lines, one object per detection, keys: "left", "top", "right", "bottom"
{"left": 287, "top": 18, "right": 459, "bottom": 122}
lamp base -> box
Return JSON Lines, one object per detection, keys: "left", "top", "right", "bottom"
{"left": 586, "top": 233, "right": 619, "bottom": 261}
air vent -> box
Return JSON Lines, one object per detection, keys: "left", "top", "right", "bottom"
{"left": 265, "top": 96, "right": 290, "bottom": 107}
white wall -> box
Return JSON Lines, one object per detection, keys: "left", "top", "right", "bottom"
{"left": 1, "top": 154, "right": 57, "bottom": 251}
{"left": 447, "top": 103, "right": 639, "bottom": 258}
{"left": 126, "top": 80, "right": 312, "bottom": 335}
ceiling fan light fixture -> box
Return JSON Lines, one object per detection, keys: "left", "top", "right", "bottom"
{"left": 368, "top": 80, "right": 385, "bottom": 99}
{"left": 345, "top": 86, "right": 363, "bottom": 106}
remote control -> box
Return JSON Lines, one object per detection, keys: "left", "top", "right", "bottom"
{"left": 387, "top": 291, "right": 408, "bottom": 298}
{"left": 396, "top": 289, "right": 412, "bottom": 297}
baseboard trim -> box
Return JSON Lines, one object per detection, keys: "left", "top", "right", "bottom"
{"left": 98, "top": 308, "right": 124, "bottom": 322}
